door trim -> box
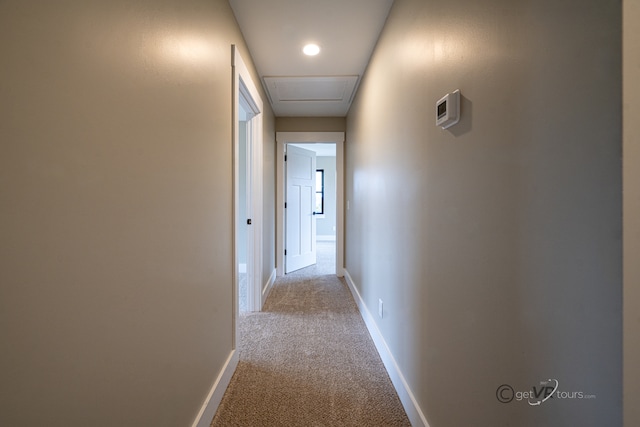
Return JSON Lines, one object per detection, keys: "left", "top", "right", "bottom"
{"left": 233, "top": 45, "right": 263, "bottom": 322}
{"left": 276, "top": 132, "right": 345, "bottom": 277}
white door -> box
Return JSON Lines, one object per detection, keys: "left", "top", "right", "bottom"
{"left": 286, "top": 145, "right": 317, "bottom": 273}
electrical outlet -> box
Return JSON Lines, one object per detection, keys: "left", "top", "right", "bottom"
{"left": 378, "top": 299, "right": 383, "bottom": 318}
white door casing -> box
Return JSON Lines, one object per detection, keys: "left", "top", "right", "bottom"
{"left": 233, "top": 45, "right": 263, "bottom": 317}
{"left": 285, "top": 145, "right": 317, "bottom": 273}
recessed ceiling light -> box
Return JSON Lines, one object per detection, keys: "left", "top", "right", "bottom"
{"left": 303, "top": 44, "right": 320, "bottom": 56}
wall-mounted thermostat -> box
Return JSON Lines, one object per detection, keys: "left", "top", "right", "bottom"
{"left": 436, "top": 89, "right": 460, "bottom": 129}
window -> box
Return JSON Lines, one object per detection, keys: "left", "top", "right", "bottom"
{"left": 315, "top": 169, "right": 324, "bottom": 215}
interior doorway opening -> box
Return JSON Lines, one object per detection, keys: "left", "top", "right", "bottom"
{"left": 237, "top": 101, "right": 253, "bottom": 312}
{"left": 287, "top": 143, "right": 338, "bottom": 274}
{"left": 276, "top": 132, "right": 345, "bottom": 278}
{"left": 233, "top": 45, "right": 264, "bottom": 322}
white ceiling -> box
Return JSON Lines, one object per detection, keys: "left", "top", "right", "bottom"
{"left": 228, "top": 0, "right": 394, "bottom": 117}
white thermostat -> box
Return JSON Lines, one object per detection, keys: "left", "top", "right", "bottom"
{"left": 436, "top": 89, "right": 460, "bottom": 129}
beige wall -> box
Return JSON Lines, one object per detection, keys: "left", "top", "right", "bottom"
{"left": 624, "top": 1, "right": 640, "bottom": 426}
{"left": 0, "top": 1, "right": 274, "bottom": 426}
{"left": 346, "top": 0, "right": 622, "bottom": 426}
{"left": 276, "top": 117, "right": 346, "bottom": 132}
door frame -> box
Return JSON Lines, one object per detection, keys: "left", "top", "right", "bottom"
{"left": 233, "top": 45, "right": 263, "bottom": 322}
{"left": 276, "top": 132, "right": 345, "bottom": 277}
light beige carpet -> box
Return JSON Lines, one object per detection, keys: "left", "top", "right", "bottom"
{"left": 211, "top": 247, "right": 411, "bottom": 426}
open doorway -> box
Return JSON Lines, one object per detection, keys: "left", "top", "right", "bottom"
{"left": 233, "top": 46, "right": 263, "bottom": 320}
{"left": 287, "top": 143, "right": 337, "bottom": 274}
{"left": 237, "top": 102, "right": 253, "bottom": 312}
{"left": 276, "top": 132, "right": 345, "bottom": 278}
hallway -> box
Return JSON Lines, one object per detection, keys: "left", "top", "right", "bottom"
{"left": 212, "top": 242, "right": 410, "bottom": 426}
{"left": 0, "top": 1, "right": 632, "bottom": 426}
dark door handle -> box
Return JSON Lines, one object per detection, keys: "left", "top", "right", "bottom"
{"left": 247, "top": 219, "right": 252, "bottom": 225}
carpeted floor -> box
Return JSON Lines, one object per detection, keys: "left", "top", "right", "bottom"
{"left": 211, "top": 241, "right": 411, "bottom": 426}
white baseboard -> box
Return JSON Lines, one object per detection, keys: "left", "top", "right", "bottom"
{"left": 343, "top": 269, "right": 430, "bottom": 427}
{"left": 262, "top": 268, "right": 277, "bottom": 307}
{"left": 191, "top": 350, "right": 239, "bottom": 427}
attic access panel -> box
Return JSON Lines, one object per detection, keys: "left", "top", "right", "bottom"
{"left": 263, "top": 76, "right": 359, "bottom": 116}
